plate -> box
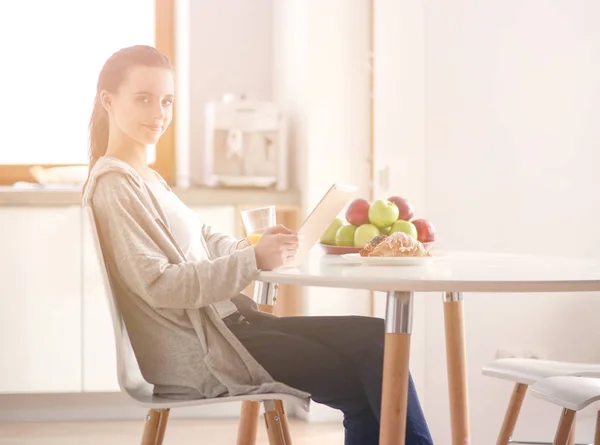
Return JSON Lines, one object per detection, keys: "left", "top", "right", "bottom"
{"left": 340, "top": 253, "right": 437, "bottom": 266}
{"left": 318, "top": 243, "right": 362, "bottom": 255}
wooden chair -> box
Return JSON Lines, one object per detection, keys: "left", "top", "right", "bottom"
{"left": 482, "top": 358, "right": 600, "bottom": 445}
{"left": 85, "top": 205, "right": 300, "bottom": 444}
{"left": 530, "top": 375, "right": 600, "bottom": 445}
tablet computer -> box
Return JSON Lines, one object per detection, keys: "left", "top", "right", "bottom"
{"left": 290, "top": 183, "right": 358, "bottom": 266}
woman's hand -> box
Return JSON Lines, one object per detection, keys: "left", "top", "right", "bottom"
{"left": 262, "top": 224, "right": 293, "bottom": 236}
{"left": 254, "top": 226, "right": 301, "bottom": 270}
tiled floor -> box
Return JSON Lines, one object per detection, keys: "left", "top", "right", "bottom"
{"left": 0, "top": 418, "right": 343, "bottom": 445}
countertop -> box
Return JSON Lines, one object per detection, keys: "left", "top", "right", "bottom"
{"left": 0, "top": 186, "right": 301, "bottom": 207}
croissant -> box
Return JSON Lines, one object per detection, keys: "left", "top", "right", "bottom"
{"left": 368, "top": 232, "right": 431, "bottom": 257}
{"left": 359, "top": 234, "right": 389, "bottom": 257}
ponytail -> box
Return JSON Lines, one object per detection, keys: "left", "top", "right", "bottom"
{"left": 83, "top": 94, "right": 109, "bottom": 192}
{"left": 89, "top": 94, "right": 109, "bottom": 169}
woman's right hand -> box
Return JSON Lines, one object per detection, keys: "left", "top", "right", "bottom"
{"left": 254, "top": 233, "right": 301, "bottom": 270}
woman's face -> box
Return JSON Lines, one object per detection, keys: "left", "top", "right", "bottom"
{"left": 103, "top": 65, "right": 175, "bottom": 146}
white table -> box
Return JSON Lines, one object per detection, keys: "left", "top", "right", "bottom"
{"left": 255, "top": 251, "right": 600, "bottom": 445}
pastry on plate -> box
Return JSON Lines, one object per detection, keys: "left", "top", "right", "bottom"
{"left": 359, "top": 234, "right": 389, "bottom": 257}
{"left": 368, "top": 232, "right": 431, "bottom": 257}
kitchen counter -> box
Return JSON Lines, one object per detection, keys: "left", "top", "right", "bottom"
{"left": 0, "top": 186, "right": 301, "bottom": 207}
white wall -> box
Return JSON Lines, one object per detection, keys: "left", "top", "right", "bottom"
{"left": 272, "top": 0, "right": 373, "bottom": 422}
{"left": 187, "top": 0, "right": 274, "bottom": 186}
{"left": 371, "top": 0, "right": 428, "bottom": 408}
{"left": 424, "top": 1, "right": 600, "bottom": 443}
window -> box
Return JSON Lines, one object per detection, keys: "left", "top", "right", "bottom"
{"left": 0, "top": 0, "right": 175, "bottom": 185}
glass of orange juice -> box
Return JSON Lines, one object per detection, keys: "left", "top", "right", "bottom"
{"left": 241, "top": 205, "right": 276, "bottom": 245}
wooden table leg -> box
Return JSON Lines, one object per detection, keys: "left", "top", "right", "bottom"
{"left": 443, "top": 292, "right": 471, "bottom": 445}
{"left": 379, "top": 291, "right": 413, "bottom": 445}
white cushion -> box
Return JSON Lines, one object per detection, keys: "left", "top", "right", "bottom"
{"left": 530, "top": 376, "right": 600, "bottom": 411}
{"left": 482, "top": 358, "right": 600, "bottom": 385}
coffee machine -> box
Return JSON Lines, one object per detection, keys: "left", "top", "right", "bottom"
{"left": 200, "top": 94, "right": 288, "bottom": 190}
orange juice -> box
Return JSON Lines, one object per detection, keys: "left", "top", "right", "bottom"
{"left": 247, "top": 233, "right": 262, "bottom": 245}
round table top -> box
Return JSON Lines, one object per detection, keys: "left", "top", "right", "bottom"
{"left": 257, "top": 250, "right": 600, "bottom": 293}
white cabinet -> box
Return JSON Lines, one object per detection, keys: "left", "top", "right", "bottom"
{"left": 81, "top": 212, "right": 119, "bottom": 392}
{"left": 0, "top": 203, "right": 240, "bottom": 395}
{"left": 0, "top": 207, "right": 82, "bottom": 393}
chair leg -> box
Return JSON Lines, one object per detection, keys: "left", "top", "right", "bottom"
{"left": 141, "top": 408, "right": 170, "bottom": 445}
{"left": 237, "top": 401, "right": 261, "bottom": 445}
{"left": 553, "top": 408, "right": 576, "bottom": 445}
{"left": 594, "top": 410, "right": 600, "bottom": 445}
{"left": 274, "top": 400, "right": 292, "bottom": 444}
{"left": 567, "top": 417, "right": 575, "bottom": 445}
{"left": 496, "top": 383, "right": 528, "bottom": 445}
{"left": 264, "top": 400, "right": 290, "bottom": 445}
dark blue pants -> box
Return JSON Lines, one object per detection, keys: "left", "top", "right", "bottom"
{"left": 228, "top": 296, "right": 434, "bottom": 445}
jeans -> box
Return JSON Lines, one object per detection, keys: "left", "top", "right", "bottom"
{"left": 227, "top": 296, "right": 434, "bottom": 445}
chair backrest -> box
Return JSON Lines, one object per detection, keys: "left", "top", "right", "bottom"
{"left": 84, "top": 205, "right": 154, "bottom": 399}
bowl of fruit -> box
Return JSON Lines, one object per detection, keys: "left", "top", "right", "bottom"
{"left": 318, "top": 195, "right": 436, "bottom": 254}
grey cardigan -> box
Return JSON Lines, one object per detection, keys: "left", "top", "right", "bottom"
{"left": 82, "top": 157, "right": 309, "bottom": 407}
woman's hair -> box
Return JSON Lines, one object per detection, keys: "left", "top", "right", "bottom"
{"left": 87, "top": 45, "right": 173, "bottom": 174}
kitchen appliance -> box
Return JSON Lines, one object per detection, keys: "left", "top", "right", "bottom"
{"left": 201, "top": 94, "right": 288, "bottom": 190}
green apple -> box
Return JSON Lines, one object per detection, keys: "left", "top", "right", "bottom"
{"left": 380, "top": 225, "right": 392, "bottom": 235}
{"left": 336, "top": 224, "right": 357, "bottom": 246}
{"left": 320, "top": 218, "right": 345, "bottom": 245}
{"left": 390, "top": 220, "right": 418, "bottom": 239}
{"left": 368, "top": 199, "right": 400, "bottom": 228}
{"left": 354, "top": 224, "right": 381, "bottom": 248}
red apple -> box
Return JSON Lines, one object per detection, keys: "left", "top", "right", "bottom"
{"left": 412, "top": 218, "right": 436, "bottom": 243}
{"left": 345, "top": 198, "right": 370, "bottom": 226}
{"left": 387, "top": 196, "right": 414, "bottom": 221}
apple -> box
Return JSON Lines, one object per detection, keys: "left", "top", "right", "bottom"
{"left": 354, "top": 224, "right": 381, "bottom": 248}
{"left": 387, "top": 196, "right": 414, "bottom": 221}
{"left": 336, "top": 224, "right": 358, "bottom": 247}
{"left": 380, "top": 225, "right": 392, "bottom": 235}
{"left": 320, "top": 218, "right": 345, "bottom": 245}
{"left": 412, "top": 218, "right": 436, "bottom": 243}
{"left": 345, "top": 198, "right": 370, "bottom": 226}
{"left": 390, "top": 220, "right": 418, "bottom": 240}
{"left": 368, "top": 199, "right": 399, "bottom": 228}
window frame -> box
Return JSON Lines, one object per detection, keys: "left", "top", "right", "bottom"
{"left": 0, "top": 0, "right": 176, "bottom": 186}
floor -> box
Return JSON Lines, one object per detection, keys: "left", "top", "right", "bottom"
{"left": 0, "top": 418, "right": 344, "bottom": 445}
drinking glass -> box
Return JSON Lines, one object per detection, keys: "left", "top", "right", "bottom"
{"left": 240, "top": 205, "right": 276, "bottom": 245}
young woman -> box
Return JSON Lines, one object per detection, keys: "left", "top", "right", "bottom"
{"left": 82, "top": 45, "right": 433, "bottom": 445}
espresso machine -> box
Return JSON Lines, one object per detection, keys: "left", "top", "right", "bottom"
{"left": 200, "top": 94, "right": 288, "bottom": 190}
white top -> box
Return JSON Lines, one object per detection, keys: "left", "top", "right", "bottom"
{"left": 145, "top": 181, "right": 238, "bottom": 318}
{"left": 257, "top": 251, "right": 600, "bottom": 293}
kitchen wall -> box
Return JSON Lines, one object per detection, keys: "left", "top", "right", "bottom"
{"left": 423, "top": 1, "right": 600, "bottom": 443}
{"left": 272, "top": 0, "right": 373, "bottom": 422}
{"left": 183, "top": 0, "right": 600, "bottom": 439}
{"left": 274, "top": 0, "right": 600, "bottom": 441}
{"left": 186, "top": 0, "right": 275, "bottom": 187}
